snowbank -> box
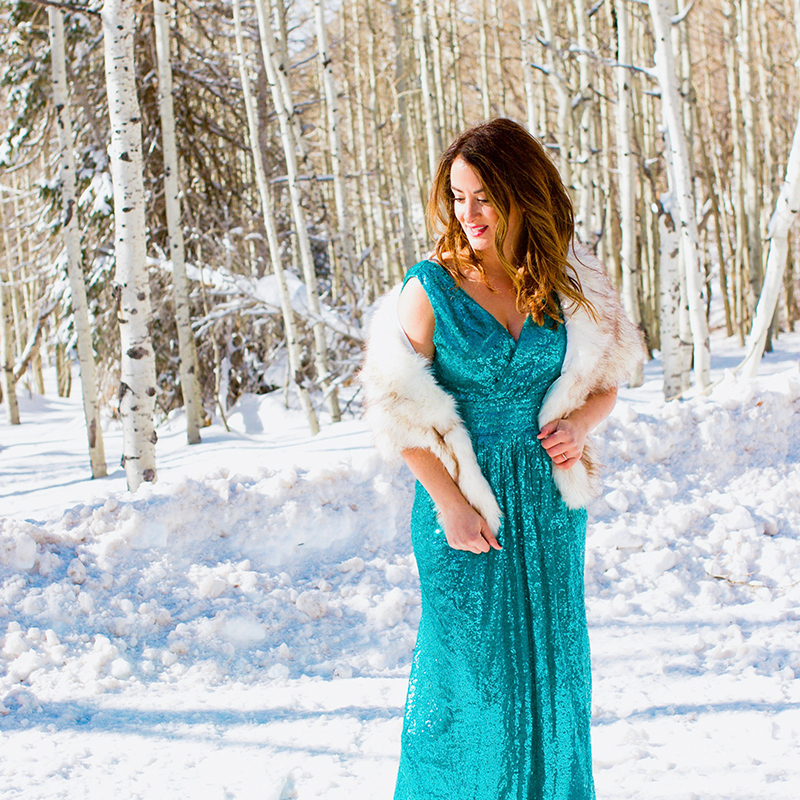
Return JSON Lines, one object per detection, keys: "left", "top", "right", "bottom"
{"left": 1, "top": 360, "right": 799, "bottom": 798}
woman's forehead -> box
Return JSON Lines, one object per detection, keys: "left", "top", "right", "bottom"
{"left": 450, "top": 158, "right": 484, "bottom": 191}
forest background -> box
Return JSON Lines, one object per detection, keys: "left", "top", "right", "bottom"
{"left": 1, "top": 0, "right": 799, "bottom": 489}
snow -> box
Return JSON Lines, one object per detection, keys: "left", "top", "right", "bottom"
{"left": 1, "top": 331, "right": 799, "bottom": 799}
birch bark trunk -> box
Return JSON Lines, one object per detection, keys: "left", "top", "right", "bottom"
{"left": 649, "top": 0, "right": 710, "bottom": 388}
{"left": 153, "top": 0, "right": 202, "bottom": 446}
{"left": 49, "top": 7, "right": 107, "bottom": 475}
{"left": 390, "top": 0, "right": 417, "bottom": 269}
{"left": 232, "top": 0, "right": 318, "bottom": 435}
{"left": 425, "top": 0, "right": 446, "bottom": 138}
{"left": 102, "top": 0, "right": 158, "bottom": 489}
{"left": 615, "top": 0, "right": 643, "bottom": 385}
{"left": 413, "top": 0, "right": 440, "bottom": 178}
{"left": 314, "top": 0, "right": 356, "bottom": 279}
{"left": 535, "top": 0, "right": 572, "bottom": 191}
{"left": 659, "top": 198, "right": 684, "bottom": 399}
{"left": 723, "top": 0, "right": 747, "bottom": 341}
{"left": 0, "top": 257, "right": 19, "bottom": 424}
{"left": 448, "top": 0, "right": 465, "bottom": 131}
{"left": 255, "top": 0, "right": 340, "bottom": 422}
{"left": 737, "top": 0, "right": 764, "bottom": 312}
{"left": 518, "top": 0, "right": 537, "bottom": 135}
{"left": 740, "top": 102, "right": 800, "bottom": 378}
{"left": 479, "top": 0, "right": 491, "bottom": 118}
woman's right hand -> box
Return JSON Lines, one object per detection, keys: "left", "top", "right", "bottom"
{"left": 440, "top": 502, "right": 502, "bottom": 554}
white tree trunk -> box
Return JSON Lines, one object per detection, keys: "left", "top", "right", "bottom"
{"left": 740, "top": 101, "right": 800, "bottom": 378}
{"left": 102, "top": 0, "right": 158, "bottom": 490}
{"left": 255, "top": 0, "right": 340, "bottom": 423}
{"left": 413, "top": 0, "right": 440, "bottom": 178}
{"left": 614, "top": 0, "right": 643, "bottom": 386}
{"left": 232, "top": 0, "right": 319, "bottom": 434}
{"left": 425, "top": 0, "right": 447, "bottom": 138}
{"left": 535, "top": 0, "right": 572, "bottom": 190}
{"left": 447, "top": 0, "right": 465, "bottom": 131}
{"left": 479, "top": 0, "right": 491, "bottom": 118}
{"left": 649, "top": 0, "right": 710, "bottom": 388}
{"left": 0, "top": 266, "right": 19, "bottom": 425}
{"left": 48, "top": 7, "right": 107, "bottom": 476}
{"left": 737, "top": 0, "right": 764, "bottom": 309}
{"left": 153, "top": 0, "right": 202, "bottom": 445}
{"left": 314, "top": 0, "right": 356, "bottom": 281}
{"left": 659, "top": 198, "right": 685, "bottom": 399}
{"left": 518, "top": 0, "right": 538, "bottom": 135}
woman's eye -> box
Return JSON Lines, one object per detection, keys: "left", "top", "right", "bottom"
{"left": 453, "top": 196, "right": 465, "bottom": 203}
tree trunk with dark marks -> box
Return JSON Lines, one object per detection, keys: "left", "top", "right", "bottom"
{"left": 102, "top": 0, "right": 158, "bottom": 490}
{"left": 49, "top": 7, "right": 107, "bottom": 477}
{"left": 153, "top": 0, "right": 202, "bottom": 446}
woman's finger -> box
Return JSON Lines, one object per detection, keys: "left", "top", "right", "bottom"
{"left": 483, "top": 529, "right": 502, "bottom": 551}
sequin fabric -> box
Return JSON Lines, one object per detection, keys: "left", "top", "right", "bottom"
{"left": 394, "top": 261, "right": 595, "bottom": 800}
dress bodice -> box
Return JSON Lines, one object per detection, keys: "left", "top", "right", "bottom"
{"left": 403, "top": 259, "right": 567, "bottom": 445}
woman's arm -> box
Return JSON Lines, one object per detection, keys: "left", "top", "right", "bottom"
{"left": 396, "top": 278, "right": 501, "bottom": 554}
{"left": 402, "top": 448, "right": 502, "bottom": 553}
{"left": 537, "top": 386, "right": 618, "bottom": 470}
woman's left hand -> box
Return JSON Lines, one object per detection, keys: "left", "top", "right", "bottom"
{"left": 537, "top": 418, "right": 586, "bottom": 470}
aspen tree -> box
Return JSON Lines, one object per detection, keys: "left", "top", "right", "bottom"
{"left": 231, "top": 0, "right": 318, "bottom": 434}
{"left": 535, "top": 0, "right": 572, "bottom": 191}
{"left": 490, "top": 0, "right": 506, "bottom": 116}
{"left": 659, "top": 199, "right": 684, "bottom": 399}
{"left": 48, "top": 7, "right": 107, "bottom": 476}
{"left": 254, "top": 0, "right": 341, "bottom": 422}
{"left": 518, "top": 0, "right": 537, "bottom": 135}
{"left": 18, "top": 173, "right": 44, "bottom": 395}
{"left": 574, "top": 0, "right": 594, "bottom": 245}
{"left": 448, "top": 0, "right": 465, "bottom": 132}
{"left": 699, "top": 23, "right": 734, "bottom": 337}
{"left": 741, "top": 102, "right": 800, "bottom": 377}
{"left": 413, "top": 0, "right": 440, "bottom": 178}
{"left": 615, "top": 0, "right": 643, "bottom": 385}
{"left": 649, "top": 0, "right": 711, "bottom": 388}
{"left": 102, "top": 0, "right": 158, "bottom": 489}
{"left": 363, "top": 0, "right": 395, "bottom": 286}
{"left": 314, "top": 0, "right": 357, "bottom": 282}
{"left": 479, "top": 0, "right": 492, "bottom": 119}
{"left": 0, "top": 257, "right": 19, "bottom": 424}
{"left": 339, "top": 4, "right": 369, "bottom": 281}
{"left": 153, "top": 0, "right": 203, "bottom": 446}
{"left": 723, "top": 0, "right": 747, "bottom": 340}
{"left": 737, "top": 0, "right": 763, "bottom": 310}
{"left": 390, "top": 0, "right": 418, "bottom": 269}
{"left": 425, "top": 0, "right": 447, "bottom": 138}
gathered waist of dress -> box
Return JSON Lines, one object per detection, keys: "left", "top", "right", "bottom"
{"left": 452, "top": 393, "right": 547, "bottom": 445}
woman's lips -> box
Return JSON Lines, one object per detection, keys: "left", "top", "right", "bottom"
{"left": 466, "top": 225, "right": 488, "bottom": 236}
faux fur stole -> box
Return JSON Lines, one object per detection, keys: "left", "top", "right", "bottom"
{"left": 358, "top": 243, "right": 644, "bottom": 531}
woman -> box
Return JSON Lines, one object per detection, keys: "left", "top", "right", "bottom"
{"left": 360, "top": 119, "right": 642, "bottom": 800}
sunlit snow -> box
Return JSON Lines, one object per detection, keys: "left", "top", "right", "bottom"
{"left": 1, "top": 332, "right": 799, "bottom": 799}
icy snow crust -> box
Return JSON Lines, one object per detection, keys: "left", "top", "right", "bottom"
{"left": 2, "top": 360, "right": 800, "bottom": 797}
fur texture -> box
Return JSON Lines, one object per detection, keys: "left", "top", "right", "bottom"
{"left": 358, "top": 244, "right": 644, "bottom": 523}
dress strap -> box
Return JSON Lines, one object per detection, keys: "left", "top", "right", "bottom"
{"left": 402, "top": 259, "right": 460, "bottom": 323}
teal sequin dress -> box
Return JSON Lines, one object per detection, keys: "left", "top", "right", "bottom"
{"left": 394, "top": 260, "right": 595, "bottom": 800}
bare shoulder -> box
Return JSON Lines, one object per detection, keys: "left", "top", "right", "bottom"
{"left": 398, "top": 277, "right": 435, "bottom": 359}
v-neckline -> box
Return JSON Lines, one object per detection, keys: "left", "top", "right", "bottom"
{"left": 460, "top": 287, "right": 530, "bottom": 343}
{"left": 430, "top": 261, "right": 529, "bottom": 344}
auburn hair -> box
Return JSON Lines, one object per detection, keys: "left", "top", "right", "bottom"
{"left": 427, "top": 118, "right": 595, "bottom": 325}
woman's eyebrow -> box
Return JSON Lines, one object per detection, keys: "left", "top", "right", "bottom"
{"left": 450, "top": 183, "right": 486, "bottom": 194}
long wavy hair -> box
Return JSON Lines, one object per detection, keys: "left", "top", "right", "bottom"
{"left": 428, "top": 118, "right": 595, "bottom": 325}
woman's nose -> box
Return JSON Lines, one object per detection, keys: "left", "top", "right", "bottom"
{"left": 463, "top": 198, "right": 481, "bottom": 222}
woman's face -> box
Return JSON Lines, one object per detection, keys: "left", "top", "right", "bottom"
{"left": 450, "top": 157, "right": 521, "bottom": 264}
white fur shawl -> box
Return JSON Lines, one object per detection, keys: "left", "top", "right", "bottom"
{"left": 358, "top": 244, "right": 643, "bottom": 532}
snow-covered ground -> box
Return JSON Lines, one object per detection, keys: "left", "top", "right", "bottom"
{"left": 1, "top": 331, "right": 799, "bottom": 799}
